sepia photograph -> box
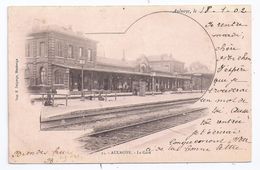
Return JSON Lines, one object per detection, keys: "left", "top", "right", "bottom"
{"left": 26, "top": 11, "right": 215, "bottom": 152}
{"left": 8, "top": 5, "right": 251, "bottom": 163}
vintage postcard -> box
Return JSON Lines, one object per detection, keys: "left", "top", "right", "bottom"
{"left": 8, "top": 5, "right": 251, "bottom": 163}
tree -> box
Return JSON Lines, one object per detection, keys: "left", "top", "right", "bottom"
{"left": 188, "top": 61, "right": 211, "bottom": 73}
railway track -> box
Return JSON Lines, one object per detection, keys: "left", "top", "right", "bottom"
{"left": 78, "top": 107, "right": 207, "bottom": 153}
{"left": 41, "top": 97, "right": 199, "bottom": 130}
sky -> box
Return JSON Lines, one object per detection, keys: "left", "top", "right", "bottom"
{"left": 20, "top": 7, "right": 216, "bottom": 71}
{"left": 88, "top": 12, "right": 216, "bottom": 72}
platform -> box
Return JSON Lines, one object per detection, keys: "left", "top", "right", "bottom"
{"left": 39, "top": 92, "right": 203, "bottom": 120}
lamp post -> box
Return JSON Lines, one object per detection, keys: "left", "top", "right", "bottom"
{"left": 79, "top": 59, "right": 85, "bottom": 101}
{"left": 176, "top": 74, "right": 178, "bottom": 89}
{"left": 65, "top": 68, "right": 70, "bottom": 89}
{"left": 151, "top": 72, "right": 156, "bottom": 96}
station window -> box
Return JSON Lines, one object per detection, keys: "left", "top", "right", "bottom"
{"left": 79, "top": 47, "right": 83, "bottom": 58}
{"left": 39, "top": 67, "right": 47, "bottom": 84}
{"left": 26, "top": 43, "right": 31, "bottom": 57}
{"left": 68, "top": 45, "right": 73, "bottom": 58}
{"left": 39, "top": 42, "right": 45, "bottom": 57}
{"left": 54, "top": 70, "right": 64, "bottom": 84}
{"left": 140, "top": 63, "right": 147, "bottom": 73}
{"left": 57, "top": 42, "right": 62, "bottom": 57}
{"left": 87, "top": 49, "right": 92, "bottom": 61}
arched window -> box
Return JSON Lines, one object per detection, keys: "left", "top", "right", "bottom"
{"left": 54, "top": 70, "right": 64, "bottom": 84}
{"left": 40, "top": 67, "right": 46, "bottom": 84}
{"left": 140, "top": 63, "right": 147, "bottom": 73}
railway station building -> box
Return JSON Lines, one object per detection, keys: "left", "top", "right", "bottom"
{"left": 24, "top": 25, "right": 213, "bottom": 94}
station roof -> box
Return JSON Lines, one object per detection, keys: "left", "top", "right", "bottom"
{"left": 146, "top": 54, "right": 183, "bottom": 64}
{"left": 96, "top": 57, "right": 136, "bottom": 68}
{"left": 181, "top": 72, "right": 214, "bottom": 77}
{"left": 52, "top": 63, "right": 191, "bottom": 80}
